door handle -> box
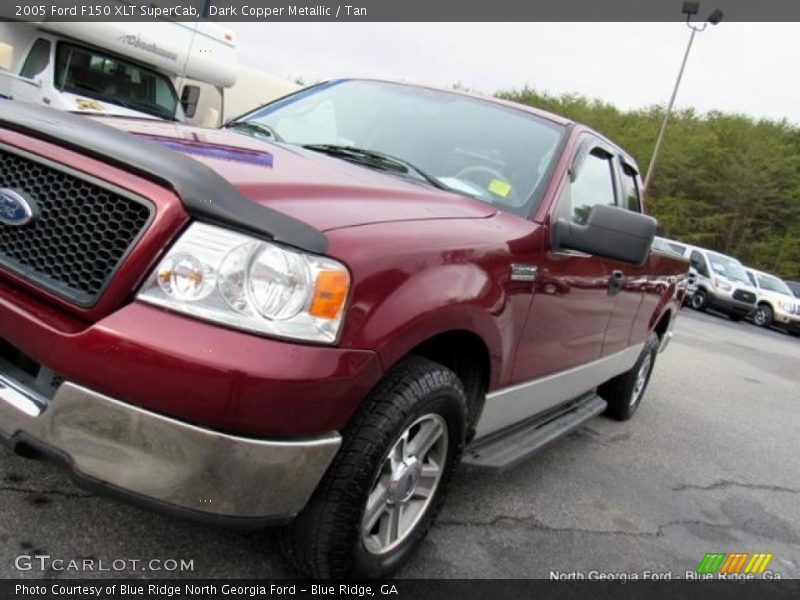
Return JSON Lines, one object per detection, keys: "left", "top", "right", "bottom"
{"left": 608, "top": 270, "right": 624, "bottom": 297}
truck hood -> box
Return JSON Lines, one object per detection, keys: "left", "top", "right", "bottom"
{"left": 93, "top": 118, "right": 497, "bottom": 232}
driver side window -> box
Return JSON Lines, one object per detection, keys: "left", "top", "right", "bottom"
{"left": 690, "top": 251, "right": 710, "bottom": 278}
{"left": 567, "top": 147, "right": 617, "bottom": 225}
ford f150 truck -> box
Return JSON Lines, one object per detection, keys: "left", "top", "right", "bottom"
{"left": 0, "top": 79, "right": 688, "bottom": 578}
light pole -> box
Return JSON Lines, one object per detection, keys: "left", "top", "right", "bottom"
{"left": 642, "top": 2, "right": 723, "bottom": 194}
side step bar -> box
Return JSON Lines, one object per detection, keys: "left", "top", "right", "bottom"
{"left": 462, "top": 393, "right": 607, "bottom": 470}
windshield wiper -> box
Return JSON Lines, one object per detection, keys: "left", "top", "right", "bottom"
{"left": 302, "top": 144, "right": 449, "bottom": 191}
{"left": 225, "top": 120, "right": 284, "bottom": 142}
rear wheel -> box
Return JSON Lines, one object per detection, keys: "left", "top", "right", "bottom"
{"left": 280, "top": 356, "right": 467, "bottom": 579}
{"left": 752, "top": 304, "right": 773, "bottom": 328}
{"left": 690, "top": 289, "right": 708, "bottom": 311}
{"left": 600, "top": 332, "right": 660, "bottom": 421}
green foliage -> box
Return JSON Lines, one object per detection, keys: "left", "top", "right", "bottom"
{"left": 498, "top": 87, "right": 800, "bottom": 279}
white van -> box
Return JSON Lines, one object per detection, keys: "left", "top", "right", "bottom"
{"left": 0, "top": 20, "right": 237, "bottom": 124}
{"left": 744, "top": 267, "right": 800, "bottom": 333}
{"left": 683, "top": 245, "right": 757, "bottom": 320}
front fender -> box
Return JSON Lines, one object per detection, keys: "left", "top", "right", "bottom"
{"left": 345, "top": 262, "right": 529, "bottom": 389}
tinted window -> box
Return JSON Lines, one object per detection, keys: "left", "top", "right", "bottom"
{"left": 569, "top": 149, "right": 617, "bottom": 225}
{"left": 54, "top": 42, "right": 178, "bottom": 119}
{"left": 20, "top": 39, "right": 51, "bottom": 79}
{"left": 620, "top": 163, "right": 642, "bottom": 213}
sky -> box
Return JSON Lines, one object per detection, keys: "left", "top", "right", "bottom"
{"left": 229, "top": 22, "right": 800, "bottom": 125}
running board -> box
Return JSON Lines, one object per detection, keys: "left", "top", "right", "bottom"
{"left": 463, "top": 393, "right": 607, "bottom": 470}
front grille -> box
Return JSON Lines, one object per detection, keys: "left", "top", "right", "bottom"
{"left": 732, "top": 289, "right": 756, "bottom": 304}
{"left": 0, "top": 147, "right": 152, "bottom": 306}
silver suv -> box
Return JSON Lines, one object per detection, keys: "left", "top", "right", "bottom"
{"left": 744, "top": 267, "right": 800, "bottom": 334}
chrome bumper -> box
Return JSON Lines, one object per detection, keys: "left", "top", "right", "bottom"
{"left": 0, "top": 375, "right": 341, "bottom": 521}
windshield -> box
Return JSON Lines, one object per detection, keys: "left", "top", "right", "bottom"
{"left": 756, "top": 272, "right": 793, "bottom": 296}
{"left": 237, "top": 80, "right": 565, "bottom": 214}
{"left": 708, "top": 252, "right": 750, "bottom": 284}
{"left": 55, "top": 42, "right": 179, "bottom": 120}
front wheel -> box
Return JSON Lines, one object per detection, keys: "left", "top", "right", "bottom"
{"left": 690, "top": 290, "right": 708, "bottom": 311}
{"left": 599, "top": 332, "right": 660, "bottom": 421}
{"left": 280, "top": 356, "right": 467, "bottom": 579}
{"left": 752, "top": 304, "right": 773, "bottom": 327}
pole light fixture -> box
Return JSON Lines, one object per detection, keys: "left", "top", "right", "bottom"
{"left": 642, "top": 2, "right": 724, "bottom": 194}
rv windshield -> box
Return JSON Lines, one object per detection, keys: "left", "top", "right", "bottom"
{"left": 54, "top": 42, "right": 179, "bottom": 120}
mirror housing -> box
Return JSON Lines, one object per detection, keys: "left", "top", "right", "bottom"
{"left": 552, "top": 204, "right": 657, "bottom": 265}
{"left": 180, "top": 85, "right": 201, "bottom": 118}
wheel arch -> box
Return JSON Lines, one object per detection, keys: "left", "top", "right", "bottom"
{"left": 407, "top": 329, "right": 492, "bottom": 436}
{"left": 653, "top": 309, "right": 673, "bottom": 340}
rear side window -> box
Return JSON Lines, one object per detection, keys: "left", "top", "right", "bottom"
{"left": 689, "top": 251, "right": 710, "bottom": 277}
{"left": 568, "top": 148, "right": 617, "bottom": 225}
{"left": 20, "top": 39, "right": 51, "bottom": 79}
{"left": 620, "top": 162, "right": 642, "bottom": 213}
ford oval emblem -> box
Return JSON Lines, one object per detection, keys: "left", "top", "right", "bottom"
{"left": 0, "top": 188, "right": 37, "bottom": 226}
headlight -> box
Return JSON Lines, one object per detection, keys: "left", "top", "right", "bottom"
{"left": 138, "top": 223, "right": 350, "bottom": 343}
{"left": 713, "top": 278, "right": 732, "bottom": 291}
{"left": 778, "top": 300, "right": 796, "bottom": 312}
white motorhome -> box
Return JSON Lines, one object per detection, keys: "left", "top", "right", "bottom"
{"left": 0, "top": 19, "right": 238, "bottom": 124}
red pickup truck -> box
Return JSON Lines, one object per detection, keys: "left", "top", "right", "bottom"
{"left": 0, "top": 80, "right": 687, "bottom": 578}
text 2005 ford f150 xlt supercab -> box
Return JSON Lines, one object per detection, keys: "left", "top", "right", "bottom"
{"left": 0, "top": 80, "right": 688, "bottom": 578}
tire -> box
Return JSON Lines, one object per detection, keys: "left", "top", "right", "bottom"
{"left": 690, "top": 289, "right": 708, "bottom": 311}
{"left": 599, "top": 332, "right": 660, "bottom": 421}
{"left": 280, "top": 356, "right": 467, "bottom": 579}
{"left": 752, "top": 304, "right": 773, "bottom": 328}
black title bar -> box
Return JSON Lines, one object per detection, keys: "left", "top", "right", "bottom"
{"left": 3, "top": 580, "right": 800, "bottom": 600}
{"left": 2, "top": 0, "right": 800, "bottom": 22}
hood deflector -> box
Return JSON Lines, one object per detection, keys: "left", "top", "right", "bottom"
{"left": 0, "top": 103, "right": 328, "bottom": 254}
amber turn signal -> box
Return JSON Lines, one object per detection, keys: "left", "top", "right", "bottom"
{"left": 309, "top": 271, "right": 349, "bottom": 319}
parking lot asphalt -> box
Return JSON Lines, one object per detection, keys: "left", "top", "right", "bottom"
{"left": 1, "top": 308, "right": 798, "bottom": 580}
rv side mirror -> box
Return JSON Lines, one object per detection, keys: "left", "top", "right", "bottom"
{"left": 180, "top": 85, "right": 201, "bottom": 118}
{"left": 552, "top": 204, "right": 657, "bottom": 265}
{"left": 0, "top": 43, "right": 14, "bottom": 71}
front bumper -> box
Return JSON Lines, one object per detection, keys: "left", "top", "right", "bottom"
{"left": 0, "top": 375, "right": 341, "bottom": 521}
{"left": 773, "top": 308, "right": 800, "bottom": 331}
{"left": 707, "top": 291, "right": 754, "bottom": 316}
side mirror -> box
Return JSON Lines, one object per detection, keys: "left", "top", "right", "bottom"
{"left": 180, "top": 85, "right": 201, "bottom": 118}
{"left": 552, "top": 204, "right": 657, "bottom": 265}
{"left": 0, "top": 43, "right": 13, "bottom": 71}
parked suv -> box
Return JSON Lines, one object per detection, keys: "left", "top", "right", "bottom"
{"left": 744, "top": 267, "right": 800, "bottom": 334}
{"left": 683, "top": 245, "right": 757, "bottom": 320}
{"left": 0, "top": 80, "right": 687, "bottom": 578}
